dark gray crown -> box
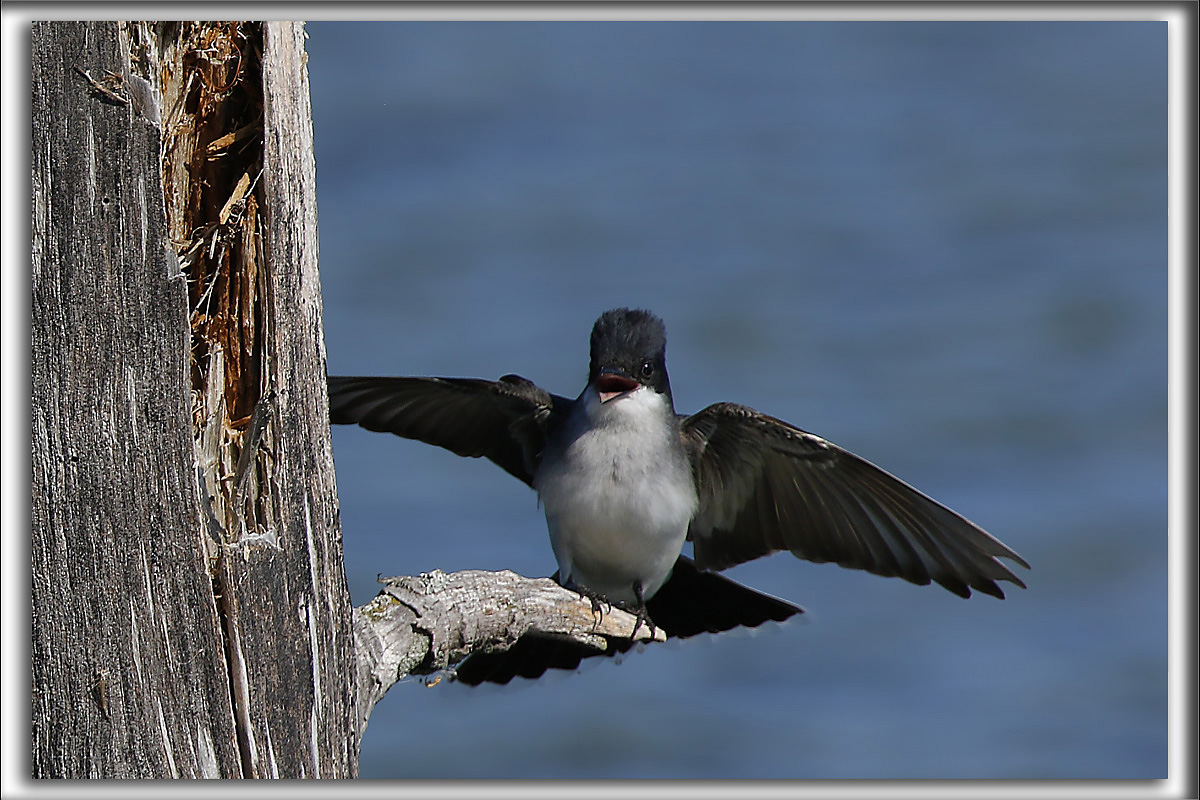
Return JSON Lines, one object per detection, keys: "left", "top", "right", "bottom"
{"left": 588, "top": 308, "right": 672, "bottom": 401}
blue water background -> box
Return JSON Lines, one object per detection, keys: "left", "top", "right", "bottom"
{"left": 306, "top": 22, "right": 1167, "bottom": 779}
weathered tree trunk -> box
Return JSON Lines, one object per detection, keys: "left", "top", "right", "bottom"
{"left": 30, "top": 19, "right": 658, "bottom": 780}
{"left": 31, "top": 20, "right": 356, "bottom": 778}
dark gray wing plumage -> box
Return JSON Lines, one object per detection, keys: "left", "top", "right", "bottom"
{"left": 681, "top": 403, "right": 1030, "bottom": 599}
{"left": 327, "top": 375, "right": 567, "bottom": 487}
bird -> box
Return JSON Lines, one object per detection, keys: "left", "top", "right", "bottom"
{"left": 328, "top": 307, "right": 1029, "bottom": 683}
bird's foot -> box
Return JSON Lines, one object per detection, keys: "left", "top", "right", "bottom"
{"left": 628, "top": 581, "right": 657, "bottom": 641}
{"left": 572, "top": 583, "right": 657, "bottom": 641}
{"left": 573, "top": 585, "right": 613, "bottom": 626}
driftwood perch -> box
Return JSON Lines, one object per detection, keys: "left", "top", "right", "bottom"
{"left": 352, "top": 569, "right": 664, "bottom": 734}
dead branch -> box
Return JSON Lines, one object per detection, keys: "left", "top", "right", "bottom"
{"left": 352, "top": 569, "right": 663, "bottom": 735}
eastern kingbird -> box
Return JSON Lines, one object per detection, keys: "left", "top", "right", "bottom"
{"left": 329, "top": 308, "right": 1029, "bottom": 683}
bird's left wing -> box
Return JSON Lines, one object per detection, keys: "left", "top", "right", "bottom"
{"left": 327, "top": 375, "right": 568, "bottom": 487}
{"left": 681, "top": 403, "right": 1030, "bottom": 598}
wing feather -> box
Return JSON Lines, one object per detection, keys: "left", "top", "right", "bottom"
{"left": 327, "top": 375, "right": 566, "bottom": 486}
{"left": 682, "top": 403, "right": 1029, "bottom": 598}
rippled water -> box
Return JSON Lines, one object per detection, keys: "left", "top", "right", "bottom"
{"left": 307, "top": 21, "right": 1167, "bottom": 779}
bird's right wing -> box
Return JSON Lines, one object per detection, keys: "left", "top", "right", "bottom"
{"left": 326, "top": 374, "right": 568, "bottom": 487}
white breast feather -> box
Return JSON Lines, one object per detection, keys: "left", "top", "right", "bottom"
{"left": 534, "top": 387, "right": 698, "bottom": 604}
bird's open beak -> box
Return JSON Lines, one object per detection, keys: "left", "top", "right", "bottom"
{"left": 596, "top": 370, "right": 639, "bottom": 403}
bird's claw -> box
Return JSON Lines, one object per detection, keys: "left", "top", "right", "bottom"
{"left": 574, "top": 584, "right": 657, "bottom": 640}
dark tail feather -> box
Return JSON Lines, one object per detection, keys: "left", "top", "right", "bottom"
{"left": 450, "top": 633, "right": 635, "bottom": 686}
{"left": 450, "top": 556, "right": 803, "bottom": 686}
{"left": 645, "top": 555, "right": 803, "bottom": 636}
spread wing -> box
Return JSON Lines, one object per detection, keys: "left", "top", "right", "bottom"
{"left": 326, "top": 374, "right": 568, "bottom": 486}
{"left": 681, "top": 403, "right": 1030, "bottom": 598}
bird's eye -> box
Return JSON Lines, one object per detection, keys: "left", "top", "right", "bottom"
{"left": 640, "top": 361, "right": 654, "bottom": 379}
